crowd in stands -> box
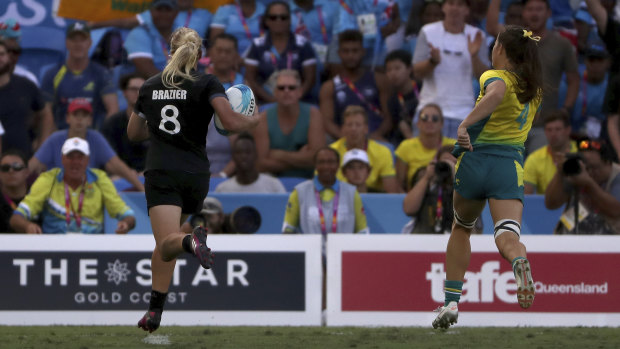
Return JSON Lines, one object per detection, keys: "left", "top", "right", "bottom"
{"left": 1, "top": 0, "right": 620, "bottom": 235}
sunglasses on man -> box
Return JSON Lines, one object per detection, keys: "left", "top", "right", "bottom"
{"left": 0, "top": 163, "right": 26, "bottom": 172}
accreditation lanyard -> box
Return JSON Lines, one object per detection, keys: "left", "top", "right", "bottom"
{"left": 580, "top": 71, "right": 588, "bottom": 118}
{"left": 159, "top": 37, "right": 169, "bottom": 61}
{"left": 316, "top": 7, "right": 328, "bottom": 44}
{"left": 434, "top": 186, "right": 443, "bottom": 233}
{"left": 183, "top": 9, "right": 193, "bottom": 28}
{"left": 65, "top": 182, "right": 85, "bottom": 230}
{"left": 341, "top": 75, "right": 382, "bottom": 116}
{"left": 314, "top": 189, "right": 339, "bottom": 236}
{"left": 3, "top": 194, "right": 16, "bottom": 210}
{"left": 270, "top": 46, "right": 292, "bottom": 69}
{"left": 397, "top": 81, "right": 420, "bottom": 107}
{"left": 235, "top": 3, "right": 254, "bottom": 40}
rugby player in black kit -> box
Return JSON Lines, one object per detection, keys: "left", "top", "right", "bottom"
{"left": 127, "top": 27, "right": 260, "bottom": 332}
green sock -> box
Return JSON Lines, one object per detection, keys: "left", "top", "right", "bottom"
{"left": 511, "top": 257, "right": 526, "bottom": 275}
{"left": 444, "top": 280, "right": 463, "bottom": 306}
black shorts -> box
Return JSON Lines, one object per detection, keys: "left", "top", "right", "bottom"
{"left": 144, "top": 169, "right": 210, "bottom": 214}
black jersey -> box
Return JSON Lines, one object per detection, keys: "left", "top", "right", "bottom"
{"left": 135, "top": 71, "right": 226, "bottom": 173}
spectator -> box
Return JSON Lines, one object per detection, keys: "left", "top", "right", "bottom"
{"left": 255, "top": 69, "right": 325, "bottom": 178}
{"left": 486, "top": 0, "right": 525, "bottom": 37}
{"left": 559, "top": 41, "right": 610, "bottom": 138}
{"left": 0, "top": 18, "right": 39, "bottom": 86}
{"left": 384, "top": 49, "right": 419, "bottom": 145}
{"left": 330, "top": 0, "right": 401, "bottom": 69}
{"left": 41, "top": 22, "right": 118, "bottom": 130}
{"left": 0, "top": 40, "right": 54, "bottom": 157}
{"left": 585, "top": 0, "right": 620, "bottom": 160}
{"left": 209, "top": 0, "right": 265, "bottom": 56}
{"left": 330, "top": 105, "right": 400, "bottom": 193}
{"left": 124, "top": 0, "right": 179, "bottom": 78}
{"left": 524, "top": 110, "right": 577, "bottom": 195}
{"left": 0, "top": 150, "right": 29, "bottom": 233}
{"left": 413, "top": 0, "right": 489, "bottom": 139}
{"left": 205, "top": 34, "right": 246, "bottom": 178}
{"left": 10, "top": 137, "right": 136, "bottom": 234}
{"left": 215, "top": 133, "right": 286, "bottom": 193}
{"left": 319, "top": 30, "right": 391, "bottom": 140}
{"left": 101, "top": 73, "right": 149, "bottom": 172}
{"left": 282, "top": 147, "right": 369, "bottom": 234}
{"left": 244, "top": 1, "right": 317, "bottom": 103}
{"left": 290, "top": 0, "right": 341, "bottom": 67}
{"left": 28, "top": 98, "right": 145, "bottom": 192}
{"left": 545, "top": 139, "right": 620, "bottom": 234}
{"left": 89, "top": 0, "right": 212, "bottom": 38}
{"left": 341, "top": 148, "right": 371, "bottom": 193}
{"left": 395, "top": 103, "right": 456, "bottom": 191}
{"left": 518, "top": 0, "right": 579, "bottom": 154}
{"left": 402, "top": 145, "right": 482, "bottom": 234}
{"left": 402, "top": 0, "right": 444, "bottom": 53}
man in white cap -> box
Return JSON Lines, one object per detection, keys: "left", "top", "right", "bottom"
{"left": 341, "top": 148, "right": 371, "bottom": 193}
{"left": 10, "top": 137, "right": 135, "bottom": 234}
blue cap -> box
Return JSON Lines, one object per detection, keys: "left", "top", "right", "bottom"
{"left": 585, "top": 41, "right": 608, "bottom": 59}
{"left": 0, "top": 19, "right": 21, "bottom": 39}
{"left": 151, "top": 0, "right": 178, "bottom": 9}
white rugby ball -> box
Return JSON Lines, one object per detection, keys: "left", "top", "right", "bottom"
{"left": 214, "top": 84, "right": 256, "bottom": 136}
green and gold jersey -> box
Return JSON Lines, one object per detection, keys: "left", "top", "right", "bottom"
{"left": 457, "top": 70, "right": 542, "bottom": 157}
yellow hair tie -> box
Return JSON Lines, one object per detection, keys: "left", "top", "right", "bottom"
{"left": 522, "top": 30, "right": 541, "bottom": 42}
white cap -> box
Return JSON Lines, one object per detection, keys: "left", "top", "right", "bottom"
{"left": 201, "top": 197, "right": 223, "bottom": 215}
{"left": 342, "top": 148, "right": 370, "bottom": 167}
{"left": 61, "top": 137, "right": 90, "bottom": 156}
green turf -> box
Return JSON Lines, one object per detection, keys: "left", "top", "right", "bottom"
{"left": 1, "top": 326, "right": 619, "bottom": 349}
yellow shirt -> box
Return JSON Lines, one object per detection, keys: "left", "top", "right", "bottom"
{"left": 395, "top": 137, "right": 456, "bottom": 185}
{"left": 523, "top": 142, "right": 578, "bottom": 194}
{"left": 330, "top": 138, "right": 396, "bottom": 192}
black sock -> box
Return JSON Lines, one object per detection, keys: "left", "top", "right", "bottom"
{"left": 182, "top": 234, "right": 192, "bottom": 254}
{"left": 149, "top": 290, "right": 168, "bottom": 312}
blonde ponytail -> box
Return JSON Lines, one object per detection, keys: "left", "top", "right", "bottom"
{"left": 162, "top": 27, "right": 202, "bottom": 89}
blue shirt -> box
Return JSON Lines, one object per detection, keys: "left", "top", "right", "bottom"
{"left": 211, "top": 2, "right": 266, "bottom": 55}
{"left": 558, "top": 67, "right": 609, "bottom": 133}
{"left": 245, "top": 33, "right": 317, "bottom": 88}
{"left": 41, "top": 62, "right": 116, "bottom": 130}
{"left": 290, "top": 0, "right": 340, "bottom": 45}
{"left": 34, "top": 129, "right": 116, "bottom": 170}
{"left": 138, "top": 8, "right": 213, "bottom": 37}
{"left": 124, "top": 24, "right": 170, "bottom": 73}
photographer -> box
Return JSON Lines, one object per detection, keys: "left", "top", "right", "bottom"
{"left": 545, "top": 139, "right": 620, "bottom": 234}
{"left": 182, "top": 197, "right": 261, "bottom": 234}
{"left": 402, "top": 146, "right": 483, "bottom": 234}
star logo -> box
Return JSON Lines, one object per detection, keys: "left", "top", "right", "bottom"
{"left": 104, "top": 259, "right": 131, "bottom": 285}
{"left": 455, "top": 178, "right": 460, "bottom": 186}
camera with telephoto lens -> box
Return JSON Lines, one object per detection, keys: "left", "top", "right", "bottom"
{"left": 434, "top": 161, "right": 452, "bottom": 180}
{"left": 562, "top": 153, "right": 583, "bottom": 176}
{"left": 190, "top": 205, "right": 262, "bottom": 234}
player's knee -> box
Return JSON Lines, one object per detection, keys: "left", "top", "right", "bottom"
{"left": 454, "top": 209, "right": 477, "bottom": 230}
{"left": 494, "top": 219, "right": 521, "bottom": 239}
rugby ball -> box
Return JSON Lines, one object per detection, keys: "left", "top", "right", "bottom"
{"left": 214, "top": 84, "right": 256, "bottom": 136}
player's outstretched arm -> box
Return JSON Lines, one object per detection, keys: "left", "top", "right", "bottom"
{"left": 211, "top": 96, "right": 260, "bottom": 133}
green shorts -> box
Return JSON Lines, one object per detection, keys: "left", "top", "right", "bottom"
{"left": 454, "top": 151, "right": 524, "bottom": 202}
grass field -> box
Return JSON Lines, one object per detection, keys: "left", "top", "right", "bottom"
{"left": 1, "top": 326, "right": 619, "bottom": 349}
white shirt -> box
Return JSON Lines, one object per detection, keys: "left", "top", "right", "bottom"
{"left": 215, "top": 173, "right": 286, "bottom": 193}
